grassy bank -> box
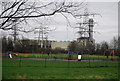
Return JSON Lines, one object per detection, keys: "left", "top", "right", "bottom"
{"left": 7, "top": 53, "right": 120, "bottom": 60}
{"left": 2, "top": 58, "right": 119, "bottom": 79}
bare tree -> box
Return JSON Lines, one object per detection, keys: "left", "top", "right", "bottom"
{"left": 68, "top": 41, "right": 77, "bottom": 52}
{"left": 0, "top": 0, "right": 86, "bottom": 31}
{"left": 118, "top": 36, "right": 120, "bottom": 49}
{"left": 101, "top": 41, "right": 109, "bottom": 50}
{"left": 110, "top": 36, "right": 118, "bottom": 49}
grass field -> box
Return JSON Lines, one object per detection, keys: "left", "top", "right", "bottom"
{"left": 9, "top": 53, "right": 120, "bottom": 60}
{"left": 2, "top": 58, "right": 119, "bottom": 79}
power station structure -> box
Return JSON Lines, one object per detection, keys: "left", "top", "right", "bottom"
{"left": 74, "top": 8, "right": 101, "bottom": 54}
{"left": 19, "top": 8, "right": 101, "bottom": 53}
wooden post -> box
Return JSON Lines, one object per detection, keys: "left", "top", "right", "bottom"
{"left": 44, "top": 58, "right": 46, "bottom": 67}
{"left": 19, "top": 56, "right": 21, "bottom": 67}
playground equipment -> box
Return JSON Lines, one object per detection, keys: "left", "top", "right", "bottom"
{"left": 67, "top": 52, "right": 81, "bottom": 60}
{"left": 78, "top": 52, "right": 82, "bottom": 61}
{"left": 8, "top": 52, "right": 19, "bottom": 59}
{"left": 104, "top": 49, "right": 120, "bottom": 60}
{"left": 67, "top": 52, "right": 74, "bottom": 60}
{"left": 53, "top": 56, "right": 58, "bottom": 60}
{"left": 9, "top": 53, "right": 12, "bottom": 59}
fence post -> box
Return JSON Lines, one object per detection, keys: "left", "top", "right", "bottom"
{"left": 68, "top": 59, "right": 70, "bottom": 68}
{"left": 88, "top": 54, "right": 91, "bottom": 67}
{"left": 105, "top": 55, "right": 108, "bottom": 67}
{"left": 44, "top": 58, "right": 46, "bottom": 68}
{"left": 19, "top": 56, "right": 22, "bottom": 67}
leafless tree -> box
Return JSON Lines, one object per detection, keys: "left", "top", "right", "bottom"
{"left": 0, "top": 0, "right": 86, "bottom": 32}
{"left": 101, "top": 41, "right": 109, "bottom": 50}
{"left": 95, "top": 41, "right": 109, "bottom": 55}
{"left": 68, "top": 41, "right": 77, "bottom": 52}
{"left": 110, "top": 36, "right": 118, "bottom": 49}
{"left": 118, "top": 36, "right": 120, "bottom": 49}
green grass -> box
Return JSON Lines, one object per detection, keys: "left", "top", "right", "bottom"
{"left": 2, "top": 58, "right": 119, "bottom": 79}
{"left": 11, "top": 53, "right": 120, "bottom": 60}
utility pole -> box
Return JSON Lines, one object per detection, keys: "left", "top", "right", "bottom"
{"left": 34, "top": 26, "right": 49, "bottom": 48}
{"left": 9, "top": 18, "right": 19, "bottom": 51}
{"left": 41, "top": 26, "right": 44, "bottom": 48}
{"left": 38, "top": 27, "right": 41, "bottom": 45}
{"left": 13, "top": 19, "right": 18, "bottom": 46}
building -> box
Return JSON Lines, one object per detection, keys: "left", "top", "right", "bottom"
{"left": 20, "top": 38, "right": 95, "bottom": 52}
{"left": 51, "top": 41, "right": 71, "bottom": 50}
{"left": 77, "top": 37, "right": 95, "bottom": 47}
{"left": 77, "top": 37, "right": 95, "bottom": 54}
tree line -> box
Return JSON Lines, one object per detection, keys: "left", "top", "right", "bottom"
{"left": 1, "top": 36, "right": 67, "bottom": 54}
{"left": 1, "top": 35, "right": 119, "bottom": 56}
{"left": 68, "top": 36, "right": 119, "bottom": 55}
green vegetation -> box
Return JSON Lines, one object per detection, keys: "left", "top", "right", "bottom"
{"left": 2, "top": 58, "right": 119, "bottom": 79}
{"left": 11, "top": 53, "right": 120, "bottom": 60}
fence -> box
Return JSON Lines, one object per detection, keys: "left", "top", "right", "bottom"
{"left": 2, "top": 53, "right": 119, "bottom": 68}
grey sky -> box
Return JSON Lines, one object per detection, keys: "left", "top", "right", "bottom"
{"left": 89, "top": 2, "right": 118, "bottom": 43}
{"left": 48, "top": 2, "right": 118, "bottom": 43}
{"left": 0, "top": 1, "right": 118, "bottom": 44}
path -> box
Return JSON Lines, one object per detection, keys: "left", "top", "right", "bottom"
{"left": 21, "top": 58, "right": 119, "bottom": 62}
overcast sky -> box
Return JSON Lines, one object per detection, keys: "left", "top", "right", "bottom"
{"left": 88, "top": 2, "right": 118, "bottom": 43}
{"left": 0, "top": 1, "right": 118, "bottom": 44}
{"left": 48, "top": 2, "right": 118, "bottom": 43}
